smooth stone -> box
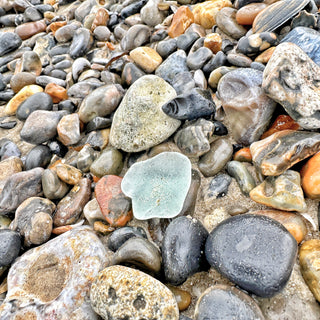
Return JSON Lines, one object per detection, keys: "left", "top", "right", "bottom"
{"left": 91, "top": 7, "right": 109, "bottom": 31}
{"left": 69, "top": 27, "right": 93, "bottom": 59}
{"left": 233, "top": 147, "right": 252, "bottom": 162}
{"left": 33, "top": 34, "right": 55, "bottom": 66}
{"left": 0, "top": 157, "right": 23, "bottom": 193}
{"left": 193, "top": 0, "right": 232, "bottom": 29}
{"left": 11, "top": 197, "right": 55, "bottom": 246}
{"left": 79, "top": 84, "right": 124, "bottom": 123}
{"left": 140, "top": 0, "right": 165, "bottom": 27}
{"left": 112, "top": 237, "right": 161, "bottom": 273}
{"left": 204, "top": 51, "right": 227, "bottom": 76}
{"left": 194, "top": 285, "right": 265, "bottom": 320}
{"left": 67, "top": 81, "right": 103, "bottom": 99}
{"left": 235, "top": 0, "right": 264, "bottom": 9}
{"left": 262, "top": 42, "right": 320, "bottom": 130}
{"left": 171, "top": 71, "right": 195, "bottom": 95}
{"left": 167, "top": 285, "right": 191, "bottom": 311}
{"left": 121, "top": 62, "right": 146, "bottom": 86}
{"left": 44, "top": 83, "right": 68, "bottom": 103}
{"left": 174, "top": 118, "right": 216, "bottom": 157}
{"left": 55, "top": 23, "right": 79, "bottom": 43}
{"left": 216, "top": 7, "right": 247, "bottom": 39}
{"left": 0, "top": 229, "right": 20, "bottom": 267}
{"left": 86, "top": 117, "right": 112, "bottom": 133}
{"left": 148, "top": 141, "right": 181, "bottom": 157}
{"left": 156, "top": 38, "right": 177, "bottom": 59}
{"left": 228, "top": 51, "right": 253, "bottom": 67}
{"left": 300, "top": 239, "right": 320, "bottom": 303}
{"left": 93, "top": 26, "right": 111, "bottom": 41}
{"left": 204, "top": 32, "right": 222, "bottom": 54}
{"left": 155, "top": 50, "right": 188, "bottom": 85}
{"left": 53, "top": 178, "right": 91, "bottom": 227}
{"left": 93, "top": 221, "right": 115, "bottom": 235}
{"left": 20, "top": 110, "right": 67, "bottom": 145}
{"left": 218, "top": 68, "right": 276, "bottom": 145}
{"left": 249, "top": 170, "right": 307, "bottom": 212}
{"left": 77, "top": 144, "right": 96, "bottom": 173}
{"left": 83, "top": 198, "right": 105, "bottom": 226}
{"left": 0, "top": 32, "right": 22, "bottom": 56}
{"left": 206, "top": 173, "right": 232, "bottom": 199}
{"left": 25, "top": 145, "right": 51, "bottom": 170}
{"left": 4, "top": 84, "right": 43, "bottom": 116}
{"left": 90, "top": 265, "right": 179, "bottom": 320}
{"left": 36, "top": 75, "right": 66, "bottom": 87}
{"left": 0, "top": 141, "right": 21, "bottom": 161}
{"left": 42, "top": 168, "right": 69, "bottom": 200}
{"left": 16, "top": 92, "right": 53, "bottom": 120}
{"left": 120, "top": 0, "right": 147, "bottom": 19}
{"left": 187, "top": 47, "right": 213, "bottom": 70}
{"left": 90, "top": 147, "right": 123, "bottom": 178}
{"left": 84, "top": 128, "right": 111, "bottom": 151}
{"left": 110, "top": 75, "right": 180, "bottom": 152}
{"left": 208, "top": 66, "right": 237, "bottom": 89}
{"left": 0, "top": 167, "right": 43, "bottom": 215}
{"left": 15, "top": 20, "right": 46, "bottom": 40}
{"left": 17, "top": 51, "right": 42, "bottom": 76}
{"left": 95, "top": 175, "right": 132, "bottom": 227}
{"left": 10, "top": 72, "right": 36, "bottom": 93}
{"left": 0, "top": 227, "right": 107, "bottom": 319}
{"left": 120, "top": 24, "right": 151, "bottom": 51}
{"left": 107, "top": 226, "right": 147, "bottom": 252}
{"left": 227, "top": 161, "right": 256, "bottom": 196}
{"left": 205, "top": 214, "right": 298, "bottom": 297}
{"left": 236, "top": 3, "right": 267, "bottom": 25}
{"left": 250, "top": 130, "right": 320, "bottom": 176}
{"left": 122, "top": 152, "right": 191, "bottom": 220}
{"left": 291, "top": 10, "right": 317, "bottom": 29}
{"left": 301, "top": 152, "right": 320, "bottom": 199}
{"left": 47, "top": 140, "right": 68, "bottom": 158}
{"left": 168, "top": 6, "right": 194, "bottom": 38}
{"left": 252, "top": 209, "right": 307, "bottom": 244}
{"left": 72, "top": 57, "right": 90, "bottom": 81}
{"left": 129, "top": 46, "right": 163, "bottom": 73}
{"left": 199, "top": 138, "right": 233, "bottom": 177}
{"left": 56, "top": 163, "right": 82, "bottom": 185}
{"left": 58, "top": 100, "right": 76, "bottom": 113}
{"left": 57, "top": 113, "right": 81, "bottom": 146}
{"left": 162, "top": 88, "right": 215, "bottom": 121}
{"left": 163, "top": 216, "right": 208, "bottom": 285}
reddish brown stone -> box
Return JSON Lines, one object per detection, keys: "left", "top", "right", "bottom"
{"left": 301, "top": 152, "right": 320, "bottom": 200}
{"left": 236, "top": 3, "right": 267, "bottom": 25}
{"left": 261, "top": 115, "right": 300, "bottom": 139}
{"left": 95, "top": 175, "right": 132, "bottom": 227}
{"left": 45, "top": 83, "right": 68, "bottom": 103}
{"left": 233, "top": 147, "right": 252, "bottom": 162}
{"left": 204, "top": 33, "right": 222, "bottom": 54}
{"left": 91, "top": 8, "right": 109, "bottom": 32}
{"left": 15, "top": 20, "right": 47, "bottom": 40}
{"left": 168, "top": 6, "right": 194, "bottom": 38}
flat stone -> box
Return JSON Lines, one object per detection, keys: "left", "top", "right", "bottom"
{"left": 194, "top": 285, "right": 265, "bottom": 320}
{"left": 90, "top": 265, "right": 179, "bottom": 320}
{"left": 0, "top": 32, "right": 22, "bottom": 56}
{"left": 205, "top": 214, "right": 298, "bottom": 297}
{"left": 250, "top": 130, "right": 320, "bottom": 176}
{"left": 121, "top": 152, "right": 191, "bottom": 220}
{"left": 0, "top": 227, "right": 107, "bottom": 319}
{"left": 249, "top": 170, "right": 307, "bottom": 212}
{"left": 262, "top": 42, "right": 320, "bottom": 130}
{"left": 0, "top": 229, "right": 21, "bottom": 267}
{"left": 15, "top": 20, "right": 46, "bottom": 40}
{"left": 110, "top": 75, "right": 180, "bottom": 152}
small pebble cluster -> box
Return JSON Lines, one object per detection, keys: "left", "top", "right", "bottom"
{"left": 1, "top": 0, "right": 320, "bottom": 319}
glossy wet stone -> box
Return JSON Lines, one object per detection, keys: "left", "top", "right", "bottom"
{"left": 122, "top": 152, "right": 191, "bottom": 220}
{"left": 112, "top": 237, "right": 161, "bottom": 273}
{"left": 162, "top": 88, "right": 215, "bottom": 121}
{"left": 42, "top": 168, "right": 69, "bottom": 200}
{"left": 167, "top": 286, "right": 191, "bottom": 312}
{"left": 0, "top": 32, "right": 22, "bottom": 56}
{"left": 20, "top": 110, "right": 67, "bottom": 145}
{"left": 0, "top": 227, "right": 107, "bottom": 319}
{"left": 11, "top": 197, "right": 55, "bottom": 247}
{"left": 4, "top": 84, "right": 43, "bottom": 116}
{"left": 250, "top": 130, "right": 320, "bottom": 176}
{"left": 236, "top": 3, "right": 267, "bottom": 25}
{"left": 90, "top": 265, "right": 179, "bottom": 320}
{"left": 56, "top": 163, "right": 82, "bottom": 185}
{"left": 250, "top": 170, "right": 306, "bottom": 212}
{"left": 69, "top": 27, "right": 93, "bottom": 59}
{"left": 168, "top": 6, "right": 194, "bottom": 38}
{"left": 90, "top": 147, "right": 123, "bottom": 178}
{"left": 199, "top": 138, "right": 233, "bottom": 177}
{"left": 107, "top": 226, "right": 147, "bottom": 252}
{"left": 76, "top": 144, "right": 96, "bottom": 173}
{"left": 0, "top": 157, "right": 23, "bottom": 193}
{"left": 218, "top": 68, "right": 276, "bottom": 145}
{"left": 205, "top": 214, "right": 297, "bottom": 297}
{"left": 85, "top": 128, "right": 111, "bottom": 151}
{"left": 53, "top": 178, "right": 91, "bottom": 227}
{"left": 16, "top": 92, "right": 53, "bottom": 120}
{"left": 120, "top": 24, "right": 151, "bottom": 51}
{"left": 129, "top": 46, "right": 162, "bottom": 73}
{"left": 194, "top": 285, "right": 265, "bottom": 320}
{"left": 25, "top": 145, "right": 51, "bottom": 170}
{"left": 301, "top": 152, "right": 320, "bottom": 199}
{"left": 163, "top": 216, "right": 208, "bottom": 285}
{"left": 206, "top": 173, "right": 232, "bottom": 199}
{"left": 193, "top": 0, "right": 232, "bottom": 29}
{"left": 95, "top": 175, "right": 132, "bottom": 227}
{"left": 0, "top": 168, "right": 43, "bottom": 215}
{"left": 233, "top": 147, "right": 252, "bottom": 162}
{"left": 0, "top": 229, "right": 20, "bottom": 267}
{"left": 79, "top": 84, "right": 124, "bottom": 123}
{"left": 252, "top": 209, "right": 307, "bottom": 244}
{"left": 110, "top": 75, "right": 180, "bottom": 152}
{"left": 300, "top": 239, "right": 320, "bottom": 303}
{"left": 263, "top": 42, "right": 320, "bottom": 129}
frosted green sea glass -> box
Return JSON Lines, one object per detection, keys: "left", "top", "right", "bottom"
{"left": 121, "top": 152, "right": 192, "bottom": 219}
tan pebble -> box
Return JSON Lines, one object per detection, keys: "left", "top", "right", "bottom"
{"left": 129, "top": 47, "right": 163, "bottom": 73}
{"left": 56, "top": 163, "right": 82, "bottom": 185}
{"left": 50, "top": 21, "right": 67, "bottom": 35}
{"left": 0, "top": 157, "right": 23, "bottom": 193}
{"left": 93, "top": 221, "right": 115, "bottom": 235}
{"left": 10, "top": 72, "right": 37, "bottom": 93}
{"left": 57, "top": 113, "right": 81, "bottom": 146}
{"left": 255, "top": 46, "right": 276, "bottom": 63}
{"left": 167, "top": 285, "right": 191, "bottom": 311}
{"left": 91, "top": 8, "right": 109, "bottom": 32}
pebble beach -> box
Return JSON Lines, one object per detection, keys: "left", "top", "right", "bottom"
{"left": 1, "top": 0, "right": 320, "bottom": 319}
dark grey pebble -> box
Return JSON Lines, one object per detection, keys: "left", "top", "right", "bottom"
{"left": 86, "top": 117, "right": 112, "bottom": 133}
{"left": 120, "top": 0, "right": 148, "bottom": 19}
{"left": 58, "top": 100, "right": 76, "bottom": 113}
{"left": 25, "top": 145, "right": 52, "bottom": 170}
{"left": 120, "top": 24, "right": 151, "bottom": 51}
{"left": 0, "top": 119, "right": 17, "bottom": 129}
{"left": 47, "top": 140, "right": 68, "bottom": 157}
{"left": 187, "top": 47, "right": 213, "bottom": 70}
{"left": 177, "top": 32, "right": 200, "bottom": 52}
{"left": 0, "top": 73, "right": 6, "bottom": 91}
{"left": 205, "top": 214, "right": 298, "bottom": 297}
{"left": 162, "top": 216, "right": 209, "bottom": 285}
{"left": 121, "top": 62, "right": 145, "bottom": 87}
{"left": 36, "top": 75, "right": 66, "bottom": 87}
{"left": 203, "top": 51, "right": 227, "bottom": 76}
{"left": 69, "top": 28, "right": 93, "bottom": 59}
{"left": 0, "top": 32, "right": 22, "bottom": 57}
{"left": 206, "top": 173, "right": 232, "bottom": 199}
{"left": 0, "top": 229, "right": 21, "bottom": 267}
{"left": 107, "top": 226, "right": 148, "bottom": 252}
{"left": 24, "top": 7, "right": 43, "bottom": 21}
{"left": 0, "top": 140, "right": 21, "bottom": 161}
{"left": 156, "top": 38, "right": 177, "bottom": 59}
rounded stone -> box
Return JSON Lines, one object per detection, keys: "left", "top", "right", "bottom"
{"left": 90, "top": 265, "right": 179, "bottom": 320}
{"left": 236, "top": 3, "right": 267, "bottom": 25}
{"left": 168, "top": 6, "right": 194, "bottom": 38}
{"left": 120, "top": 24, "right": 151, "bottom": 51}
{"left": 0, "top": 229, "right": 21, "bottom": 267}
{"left": 301, "top": 152, "right": 320, "bottom": 200}
{"left": 56, "top": 163, "right": 82, "bottom": 185}
{"left": 10, "top": 72, "right": 37, "bottom": 93}
{"left": 57, "top": 113, "right": 81, "bottom": 146}
{"left": 42, "top": 168, "right": 69, "bottom": 200}
{"left": 93, "top": 26, "right": 111, "bottom": 41}
{"left": 129, "top": 46, "right": 163, "bottom": 73}
{"left": 205, "top": 214, "right": 298, "bottom": 298}
{"left": 0, "top": 32, "right": 22, "bottom": 56}
{"left": 15, "top": 20, "right": 46, "bottom": 40}
{"left": 25, "top": 145, "right": 52, "bottom": 170}
{"left": 194, "top": 285, "right": 265, "bottom": 320}
{"left": 44, "top": 83, "right": 68, "bottom": 103}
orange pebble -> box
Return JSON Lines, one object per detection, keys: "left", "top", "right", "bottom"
{"left": 261, "top": 115, "right": 300, "bottom": 139}
{"left": 168, "top": 6, "right": 194, "bottom": 38}
{"left": 233, "top": 147, "right": 252, "bottom": 162}
{"left": 255, "top": 46, "right": 276, "bottom": 64}
{"left": 301, "top": 152, "right": 320, "bottom": 200}
{"left": 91, "top": 8, "right": 109, "bottom": 31}
{"left": 236, "top": 3, "right": 267, "bottom": 25}
{"left": 50, "top": 21, "right": 67, "bottom": 35}
{"left": 204, "top": 33, "right": 222, "bottom": 54}
{"left": 45, "top": 83, "right": 68, "bottom": 103}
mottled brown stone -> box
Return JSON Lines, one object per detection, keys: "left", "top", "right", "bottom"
{"left": 168, "top": 6, "right": 194, "bottom": 38}
{"left": 56, "top": 163, "right": 82, "bottom": 185}
{"left": 15, "top": 20, "right": 47, "bottom": 40}
{"left": 45, "top": 83, "right": 68, "bottom": 103}
{"left": 91, "top": 8, "right": 109, "bottom": 32}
